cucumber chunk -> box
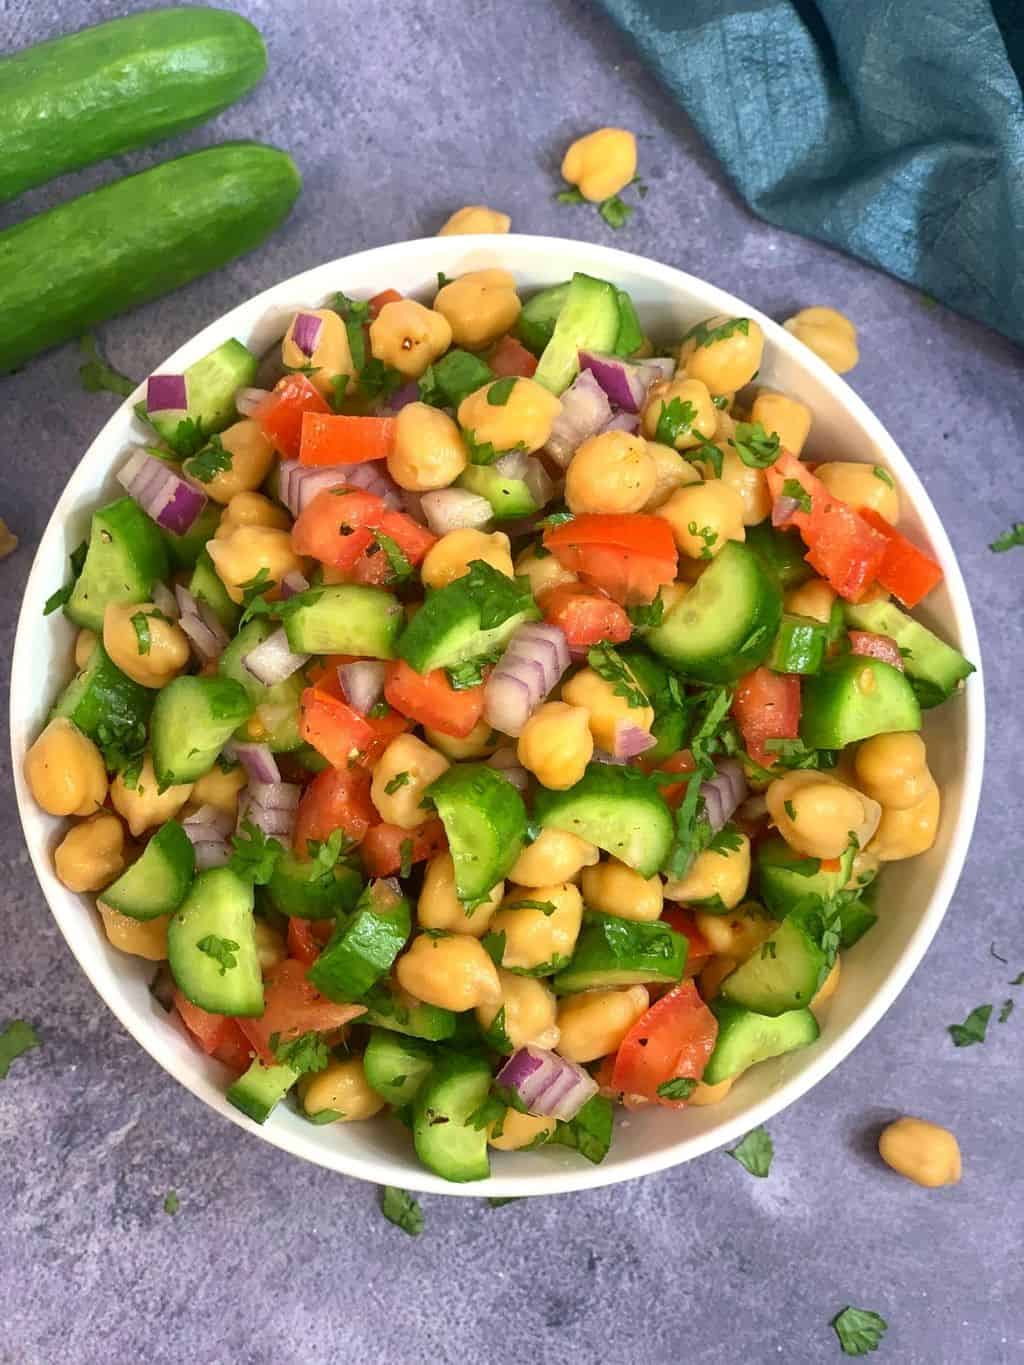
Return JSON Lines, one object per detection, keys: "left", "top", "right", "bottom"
{"left": 396, "top": 569, "right": 540, "bottom": 674}
{"left": 534, "top": 764, "right": 673, "bottom": 878}
{"left": 49, "top": 638, "right": 153, "bottom": 746}
{"left": 161, "top": 498, "right": 221, "bottom": 570}
{"left": 283, "top": 584, "right": 403, "bottom": 658}
{"left": 363, "top": 1029, "right": 435, "bottom": 1106}
{"left": 413, "top": 1052, "right": 492, "bottom": 1183}
{"left": 768, "top": 613, "right": 827, "bottom": 675}
{"left": 66, "top": 497, "right": 169, "bottom": 630}
{"left": 426, "top": 763, "right": 528, "bottom": 904}
{"left": 613, "top": 289, "right": 644, "bottom": 357}
{"left": 420, "top": 349, "right": 494, "bottom": 406}
{"left": 151, "top": 675, "right": 253, "bottom": 787}
{"left": 703, "top": 1001, "right": 819, "bottom": 1084}
{"left": 515, "top": 281, "right": 570, "bottom": 356}
{"left": 719, "top": 902, "right": 827, "bottom": 1015}
{"left": 265, "top": 849, "right": 363, "bottom": 920}
{"left": 167, "top": 867, "right": 263, "bottom": 1016}
{"left": 756, "top": 835, "right": 855, "bottom": 918}
{"left": 800, "top": 656, "right": 921, "bottom": 749}
{"left": 360, "top": 983, "right": 458, "bottom": 1040}
{"left": 306, "top": 881, "right": 411, "bottom": 1002}
{"left": 189, "top": 549, "right": 240, "bottom": 632}
{"left": 102, "top": 819, "right": 195, "bottom": 921}
{"left": 553, "top": 914, "right": 687, "bottom": 994}
{"left": 746, "top": 520, "right": 814, "bottom": 589}
{"left": 218, "top": 618, "right": 304, "bottom": 752}
{"left": 227, "top": 1060, "right": 297, "bottom": 1123}
{"left": 534, "top": 273, "right": 621, "bottom": 393}
{"left": 843, "top": 598, "right": 975, "bottom": 708}
{"left": 457, "top": 465, "right": 539, "bottom": 520}
{"left": 138, "top": 338, "right": 257, "bottom": 452}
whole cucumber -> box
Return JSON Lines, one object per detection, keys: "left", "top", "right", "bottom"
{"left": 0, "top": 8, "right": 267, "bottom": 204}
{"left": 0, "top": 143, "right": 301, "bottom": 374}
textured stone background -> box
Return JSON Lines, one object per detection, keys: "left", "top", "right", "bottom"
{"left": 1, "top": 3, "right": 1022, "bottom": 1362}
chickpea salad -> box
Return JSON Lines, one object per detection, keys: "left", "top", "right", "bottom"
{"left": 25, "top": 267, "right": 976, "bottom": 1182}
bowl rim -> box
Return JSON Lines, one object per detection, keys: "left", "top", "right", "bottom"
{"left": 10, "top": 234, "right": 985, "bottom": 1196}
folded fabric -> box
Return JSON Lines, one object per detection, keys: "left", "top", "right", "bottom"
{"left": 595, "top": 0, "right": 1024, "bottom": 348}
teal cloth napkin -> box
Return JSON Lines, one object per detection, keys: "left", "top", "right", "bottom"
{"left": 595, "top": 0, "right": 1024, "bottom": 347}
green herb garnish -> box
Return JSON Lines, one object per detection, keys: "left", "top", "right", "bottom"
{"left": 947, "top": 1003, "right": 992, "bottom": 1047}
{"left": 990, "top": 522, "right": 1024, "bottom": 553}
{"left": 78, "top": 332, "right": 137, "bottom": 398}
{"left": 228, "top": 820, "right": 283, "bottom": 885}
{"left": 831, "top": 1306, "right": 888, "bottom": 1356}
{"left": 487, "top": 377, "right": 517, "bottom": 406}
{"left": 588, "top": 642, "right": 648, "bottom": 709}
{"left": 196, "top": 934, "right": 240, "bottom": 975}
{"left": 186, "top": 433, "right": 233, "bottom": 484}
{"left": 782, "top": 478, "right": 812, "bottom": 514}
{"left": 729, "top": 421, "right": 781, "bottom": 469}
{"left": 654, "top": 396, "right": 696, "bottom": 447}
{"left": 726, "top": 1125, "right": 773, "bottom": 1177}
{"left": 656, "top": 1077, "right": 697, "bottom": 1100}
{"left": 0, "top": 1020, "right": 40, "bottom": 1079}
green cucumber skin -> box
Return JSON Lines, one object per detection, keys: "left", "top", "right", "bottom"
{"left": 0, "top": 143, "right": 301, "bottom": 374}
{"left": 0, "top": 9, "right": 267, "bottom": 205}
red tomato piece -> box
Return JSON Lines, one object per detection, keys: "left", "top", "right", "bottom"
{"left": 292, "top": 487, "right": 436, "bottom": 573}
{"left": 286, "top": 917, "right": 332, "bottom": 966}
{"left": 384, "top": 659, "right": 485, "bottom": 738}
{"left": 293, "top": 764, "right": 378, "bottom": 854}
{"left": 848, "top": 630, "right": 904, "bottom": 671}
{"left": 489, "top": 334, "right": 538, "bottom": 378}
{"left": 257, "top": 374, "right": 331, "bottom": 460}
{"left": 369, "top": 288, "right": 403, "bottom": 317}
{"left": 611, "top": 980, "right": 719, "bottom": 1107}
{"left": 538, "top": 583, "right": 632, "bottom": 648}
{"left": 858, "top": 508, "right": 943, "bottom": 608}
{"left": 732, "top": 667, "right": 801, "bottom": 767}
{"left": 236, "top": 959, "right": 366, "bottom": 1065}
{"left": 643, "top": 749, "right": 696, "bottom": 810}
{"left": 544, "top": 514, "right": 678, "bottom": 605}
{"left": 300, "top": 686, "right": 409, "bottom": 769}
{"left": 361, "top": 818, "right": 448, "bottom": 878}
{"left": 660, "top": 906, "right": 713, "bottom": 974}
{"left": 299, "top": 412, "right": 396, "bottom": 466}
{"left": 174, "top": 992, "right": 253, "bottom": 1071}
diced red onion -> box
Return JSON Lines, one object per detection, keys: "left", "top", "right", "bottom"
{"left": 247, "top": 780, "right": 301, "bottom": 811}
{"left": 339, "top": 660, "right": 387, "bottom": 714}
{"left": 147, "top": 373, "right": 187, "bottom": 414}
{"left": 482, "top": 672, "right": 532, "bottom": 738}
{"left": 235, "top": 386, "right": 272, "bottom": 419}
{"left": 243, "top": 626, "right": 310, "bottom": 686}
{"left": 118, "top": 448, "right": 208, "bottom": 535}
{"left": 420, "top": 488, "right": 493, "bottom": 535}
{"left": 344, "top": 460, "right": 403, "bottom": 509}
{"left": 614, "top": 724, "right": 658, "bottom": 760}
{"left": 544, "top": 369, "right": 612, "bottom": 467}
{"left": 228, "top": 742, "right": 281, "bottom": 785}
{"left": 849, "top": 631, "right": 905, "bottom": 671}
{"left": 700, "top": 759, "right": 747, "bottom": 834}
{"left": 386, "top": 381, "right": 420, "bottom": 413}
{"left": 292, "top": 312, "right": 323, "bottom": 357}
{"left": 639, "top": 357, "right": 676, "bottom": 383}
{"left": 578, "top": 351, "right": 649, "bottom": 412}
{"left": 497, "top": 1045, "right": 598, "bottom": 1122}
{"left": 523, "top": 458, "right": 554, "bottom": 509}
{"left": 402, "top": 490, "right": 426, "bottom": 524}
{"left": 486, "top": 749, "right": 530, "bottom": 791}
{"left": 174, "top": 585, "right": 228, "bottom": 663}
{"left": 600, "top": 411, "right": 641, "bottom": 435}
{"left": 772, "top": 495, "right": 800, "bottom": 527}
{"left": 281, "top": 569, "right": 310, "bottom": 598}
{"left": 484, "top": 622, "right": 570, "bottom": 737}
{"left": 150, "top": 580, "right": 179, "bottom": 619}
{"left": 278, "top": 460, "right": 350, "bottom": 516}
{"left": 193, "top": 841, "right": 232, "bottom": 870}
{"left": 494, "top": 450, "right": 529, "bottom": 480}
{"left": 240, "top": 781, "right": 299, "bottom": 841}
{"left": 183, "top": 804, "right": 235, "bottom": 841}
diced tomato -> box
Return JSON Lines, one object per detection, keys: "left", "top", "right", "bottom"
{"left": 611, "top": 980, "right": 719, "bottom": 1107}
{"left": 257, "top": 374, "right": 331, "bottom": 460}
{"left": 369, "top": 288, "right": 403, "bottom": 317}
{"left": 661, "top": 906, "right": 713, "bottom": 975}
{"left": 732, "top": 666, "right": 801, "bottom": 767}
{"left": 384, "top": 659, "right": 485, "bottom": 738}
{"left": 489, "top": 334, "right": 538, "bottom": 378}
{"left": 299, "top": 412, "right": 396, "bottom": 466}
{"left": 538, "top": 583, "right": 632, "bottom": 648}
{"left": 544, "top": 514, "right": 678, "bottom": 605}
{"left": 293, "top": 764, "right": 378, "bottom": 854}
{"left": 305, "top": 656, "right": 357, "bottom": 691}
{"left": 766, "top": 452, "right": 888, "bottom": 601}
{"left": 174, "top": 992, "right": 253, "bottom": 1071}
{"left": 286, "top": 917, "right": 332, "bottom": 966}
{"left": 848, "top": 630, "right": 904, "bottom": 671}
{"left": 361, "top": 818, "right": 448, "bottom": 878}
{"left": 292, "top": 487, "right": 436, "bottom": 574}
{"left": 300, "top": 687, "right": 409, "bottom": 769}
{"left": 858, "top": 508, "right": 943, "bottom": 608}
{"left": 236, "top": 959, "right": 366, "bottom": 1065}
{"left": 645, "top": 749, "right": 696, "bottom": 810}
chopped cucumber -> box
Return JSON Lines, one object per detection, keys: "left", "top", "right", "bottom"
{"left": 265, "top": 849, "right": 363, "bottom": 920}
{"left": 66, "top": 496, "right": 169, "bottom": 630}
{"left": 768, "top": 613, "right": 827, "bottom": 675}
{"left": 515, "top": 281, "right": 570, "bottom": 356}
{"left": 306, "top": 881, "right": 411, "bottom": 1001}
{"left": 534, "top": 272, "right": 620, "bottom": 393}
{"left": 746, "top": 520, "right": 814, "bottom": 589}
{"left": 553, "top": 914, "right": 687, "bottom": 994}
{"left": 360, "top": 982, "right": 458, "bottom": 1040}
{"left": 49, "top": 638, "right": 153, "bottom": 746}
{"left": 719, "top": 901, "right": 827, "bottom": 1016}
{"left": 151, "top": 675, "right": 252, "bottom": 787}
{"left": 756, "top": 835, "right": 855, "bottom": 918}
{"left": 167, "top": 867, "right": 263, "bottom": 1016}
{"left": 426, "top": 763, "right": 528, "bottom": 904}
{"left": 218, "top": 618, "right": 304, "bottom": 752}
{"left": 534, "top": 764, "right": 673, "bottom": 878}
{"left": 363, "top": 1029, "right": 435, "bottom": 1106}
{"left": 457, "top": 464, "right": 539, "bottom": 519}
{"left": 800, "top": 656, "right": 921, "bottom": 749}
{"left": 227, "top": 1059, "right": 297, "bottom": 1123}
{"left": 162, "top": 498, "right": 221, "bottom": 569}
{"left": 396, "top": 572, "right": 540, "bottom": 675}
{"left": 412, "top": 1052, "right": 492, "bottom": 1183}
{"left": 844, "top": 598, "right": 975, "bottom": 708}
{"left": 283, "top": 584, "right": 403, "bottom": 658}
{"left": 102, "top": 819, "right": 195, "bottom": 920}
{"left": 704, "top": 1000, "right": 820, "bottom": 1084}
{"left": 137, "top": 338, "right": 256, "bottom": 451}
{"left": 189, "top": 549, "right": 240, "bottom": 632}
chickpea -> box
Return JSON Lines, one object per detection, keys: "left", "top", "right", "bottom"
{"left": 657, "top": 479, "right": 746, "bottom": 560}
{"left": 718, "top": 444, "right": 772, "bottom": 526}
{"left": 74, "top": 628, "right": 98, "bottom": 670}
{"left": 387, "top": 402, "right": 467, "bottom": 492}
{"left": 581, "top": 859, "right": 663, "bottom": 923}
{"left": 679, "top": 316, "right": 764, "bottom": 395}
{"left": 489, "top": 881, "right": 584, "bottom": 973}
{"left": 694, "top": 901, "right": 777, "bottom": 958}
{"left": 785, "top": 577, "right": 835, "bottom": 624}
{"left": 783, "top": 306, "right": 858, "bottom": 374}
{"left": 509, "top": 827, "right": 599, "bottom": 887}
{"left": 370, "top": 735, "right": 449, "bottom": 829}
{"left": 688, "top": 1075, "right": 734, "bottom": 1106}
{"left": 53, "top": 812, "right": 126, "bottom": 893}
{"left": 664, "top": 833, "right": 751, "bottom": 910}
{"left": 750, "top": 391, "right": 812, "bottom": 456}
{"left": 301, "top": 1057, "right": 386, "bottom": 1122}
{"left": 564, "top": 431, "right": 656, "bottom": 516}
{"left": 641, "top": 377, "right": 717, "bottom": 450}
{"left": 698, "top": 955, "right": 737, "bottom": 1001}
{"left": 767, "top": 771, "right": 881, "bottom": 860}
{"left": 457, "top": 376, "right": 560, "bottom": 455}
{"left": 419, "top": 852, "right": 503, "bottom": 936}
{"left": 24, "top": 718, "right": 107, "bottom": 818}
{"left": 854, "top": 732, "right": 932, "bottom": 810}
{"left": 438, "top": 205, "right": 511, "bottom": 236}
{"left": 102, "top": 600, "right": 190, "bottom": 689}
{"left": 869, "top": 783, "right": 940, "bottom": 862}
{"left": 110, "top": 753, "right": 192, "bottom": 837}
{"left": 207, "top": 525, "right": 305, "bottom": 604}
{"left": 281, "top": 308, "right": 354, "bottom": 398}
{"left": 516, "top": 701, "right": 594, "bottom": 790}
{"left": 215, "top": 490, "right": 291, "bottom": 536}
{"left": 395, "top": 932, "right": 502, "bottom": 1011}
{"left": 811, "top": 956, "right": 841, "bottom": 1009}
{"left": 420, "top": 528, "right": 513, "bottom": 590}
{"left": 515, "top": 543, "right": 578, "bottom": 597}
{"left": 195, "top": 419, "right": 276, "bottom": 504}
{"left": 642, "top": 442, "right": 701, "bottom": 511}
{"left": 556, "top": 985, "right": 649, "bottom": 1063}
{"left": 97, "top": 903, "right": 169, "bottom": 960}
{"left": 488, "top": 1108, "right": 557, "bottom": 1151}
{"left": 424, "top": 717, "right": 497, "bottom": 761}
{"left": 561, "top": 666, "right": 654, "bottom": 755}
{"left": 254, "top": 919, "right": 287, "bottom": 974}
{"left": 435, "top": 269, "right": 521, "bottom": 350}
{"left": 878, "top": 1116, "right": 961, "bottom": 1188}
{"left": 369, "top": 299, "right": 452, "bottom": 378}
{"left": 477, "top": 969, "right": 559, "bottom": 1051}
{"left": 188, "top": 763, "right": 247, "bottom": 817}
{"left": 561, "top": 127, "right": 637, "bottom": 202}
{"left": 816, "top": 461, "right": 900, "bottom": 524}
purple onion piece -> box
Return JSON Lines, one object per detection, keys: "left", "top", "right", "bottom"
{"left": 482, "top": 671, "right": 533, "bottom": 738}
{"left": 420, "top": 488, "right": 493, "bottom": 535}
{"left": 386, "top": 381, "right": 420, "bottom": 412}
{"left": 147, "top": 373, "right": 187, "bottom": 414}
{"left": 193, "top": 841, "right": 232, "bottom": 870}
{"left": 578, "top": 350, "right": 648, "bottom": 412}
{"left": 174, "top": 585, "right": 228, "bottom": 662}
{"left": 544, "top": 369, "right": 612, "bottom": 467}
{"left": 183, "top": 804, "right": 235, "bottom": 841}
{"left": 229, "top": 742, "right": 281, "bottom": 785}
{"left": 615, "top": 724, "right": 658, "bottom": 760}
{"left": 242, "top": 627, "right": 310, "bottom": 687}
{"left": 150, "top": 580, "right": 179, "bottom": 620}
{"left": 600, "top": 411, "right": 641, "bottom": 435}
{"left": 496, "top": 1046, "right": 598, "bottom": 1122}
{"left": 339, "top": 660, "right": 387, "bottom": 715}
{"left": 772, "top": 495, "right": 800, "bottom": 527}
{"left": 281, "top": 569, "right": 310, "bottom": 599}
{"left": 292, "top": 312, "right": 323, "bottom": 357}
{"left": 247, "top": 780, "right": 301, "bottom": 811}
{"left": 523, "top": 457, "right": 554, "bottom": 508}
{"left": 699, "top": 759, "right": 748, "bottom": 834}
{"left": 118, "top": 449, "right": 207, "bottom": 536}
{"left": 344, "top": 460, "right": 403, "bottom": 509}
{"left": 494, "top": 450, "right": 529, "bottom": 480}
{"left": 235, "top": 386, "right": 271, "bottom": 419}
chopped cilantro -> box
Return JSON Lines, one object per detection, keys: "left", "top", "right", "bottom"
{"left": 540, "top": 509, "right": 574, "bottom": 530}
{"left": 707, "top": 825, "right": 743, "bottom": 856}
{"left": 399, "top": 838, "right": 414, "bottom": 880}
{"left": 329, "top": 373, "right": 351, "bottom": 412}
{"left": 947, "top": 1003, "right": 992, "bottom": 1047}
{"left": 385, "top": 771, "right": 411, "bottom": 795}
{"left": 781, "top": 478, "right": 812, "bottom": 514}
{"left": 761, "top": 940, "right": 778, "bottom": 960}
{"left": 684, "top": 317, "right": 751, "bottom": 349}
{"left": 487, "top": 1196, "right": 520, "bottom": 1208}
{"left": 0, "top": 1020, "right": 40, "bottom": 1078}
{"left": 487, "top": 377, "right": 517, "bottom": 406}
{"left": 271, "top": 1030, "right": 329, "bottom": 1075}
{"left": 549, "top": 1094, "right": 614, "bottom": 1164}
{"left": 163, "top": 1190, "right": 180, "bottom": 1216}
{"left": 872, "top": 466, "right": 894, "bottom": 489}
{"left": 359, "top": 357, "right": 404, "bottom": 404}
{"left": 228, "top": 820, "right": 283, "bottom": 885}
{"left": 598, "top": 194, "right": 633, "bottom": 229}
{"left": 307, "top": 829, "right": 354, "bottom": 874}
{"left": 687, "top": 520, "right": 718, "bottom": 559}
{"left": 785, "top": 855, "right": 823, "bottom": 878}
{"left": 762, "top": 738, "right": 837, "bottom": 771}
{"left": 689, "top": 433, "right": 724, "bottom": 478}
{"left": 185, "top": 434, "right": 233, "bottom": 484}
{"left": 380, "top": 1185, "right": 424, "bottom": 1235}
{"left": 446, "top": 653, "right": 498, "bottom": 690}
{"left": 831, "top": 1306, "right": 888, "bottom": 1356}
{"left": 729, "top": 421, "right": 781, "bottom": 469}
{"left": 712, "top": 395, "right": 730, "bottom": 410}
{"left": 999, "top": 998, "right": 1014, "bottom": 1024}
{"left": 555, "top": 187, "right": 586, "bottom": 205}
{"left": 196, "top": 934, "right": 239, "bottom": 975}
{"left": 480, "top": 929, "right": 506, "bottom": 967}
{"left": 462, "top": 428, "right": 499, "bottom": 465}
{"left": 627, "top": 596, "right": 665, "bottom": 628}
{"left": 78, "top": 332, "right": 137, "bottom": 398}
{"left": 282, "top": 361, "right": 319, "bottom": 376}
{"left": 461, "top": 560, "right": 535, "bottom": 631}
{"left": 437, "top": 271, "right": 452, "bottom": 289}
{"left": 587, "top": 642, "right": 648, "bottom": 708}
{"left": 165, "top": 416, "right": 207, "bottom": 458}
{"left": 656, "top": 1077, "right": 696, "bottom": 1100}
{"left": 131, "top": 611, "right": 152, "bottom": 655}
{"left": 372, "top": 531, "right": 413, "bottom": 583}
{"left": 42, "top": 540, "right": 89, "bottom": 616}
{"left": 502, "top": 899, "right": 557, "bottom": 916}
{"left": 331, "top": 290, "right": 371, "bottom": 324}
{"left": 783, "top": 799, "right": 797, "bottom": 820}
{"left": 468, "top": 1094, "right": 507, "bottom": 1133}
{"left": 989, "top": 522, "right": 1024, "bottom": 553}
{"left": 95, "top": 713, "right": 147, "bottom": 778}
{"left": 654, "top": 396, "right": 696, "bottom": 447}
{"left": 1011, "top": 971, "right": 1024, "bottom": 987}
{"left": 306, "top": 1108, "right": 344, "bottom": 1125}
{"left": 726, "top": 1125, "right": 773, "bottom": 1177}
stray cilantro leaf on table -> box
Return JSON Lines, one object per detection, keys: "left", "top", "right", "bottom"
{"left": 487, "top": 1196, "right": 520, "bottom": 1208}
{"left": 1010, "top": 970, "right": 1024, "bottom": 987}
{"left": 998, "top": 998, "right": 1014, "bottom": 1024}
{"left": 556, "top": 187, "right": 586, "bottom": 205}
{"left": 0, "top": 1020, "right": 40, "bottom": 1079}
{"left": 380, "top": 1185, "right": 424, "bottom": 1236}
{"left": 831, "top": 1306, "right": 888, "bottom": 1356}
{"left": 726, "top": 1125, "right": 773, "bottom": 1177}
{"left": 78, "top": 332, "right": 137, "bottom": 398}
{"left": 598, "top": 194, "right": 633, "bottom": 229}
{"left": 989, "top": 522, "right": 1024, "bottom": 552}
{"left": 947, "top": 1003, "right": 992, "bottom": 1047}
{"left": 163, "top": 1190, "right": 180, "bottom": 1216}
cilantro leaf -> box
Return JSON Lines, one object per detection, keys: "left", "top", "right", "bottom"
{"left": 446, "top": 653, "right": 499, "bottom": 690}
{"left": 1011, "top": 971, "right": 1024, "bottom": 987}
{"left": 165, "top": 417, "right": 207, "bottom": 458}
{"left": 598, "top": 194, "right": 633, "bottom": 229}
{"left": 371, "top": 530, "right": 413, "bottom": 584}
{"left": 380, "top": 1185, "right": 424, "bottom": 1236}
{"left": 831, "top": 1306, "right": 888, "bottom": 1356}
{"left": 782, "top": 478, "right": 812, "bottom": 513}
{"left": 307, "top": 829, "right": 354, "bottom": 874}
{"left": 271, "top": 1030, "right": 329, "bottom": 1076}
{"left": 684, "top": 317, "right": 750, "bottom": 349}
{"left": 461, "top": 560, "right": 535, "bottom": 631}
{"left": 462, "top": 428, "right": 499, "bottom": 465}
{"left": 480, "top": 930, "right": 506, "bottom": 967}
{"left": 0, "top": 1020, "right": 40, "bottom": 1078}
{"left": 163, "top": 1189, "right": 180, "bottom": 1216}
{"left": 627, "top": 596, "right": 665, "bottom": 629}
{"left": 762, "top": 738, "right": 837, "bottom": 771}
{"left": 385, "top": 771, "right": 411, "bottom": 795}
{"left": 729, "top": 421, "right": 781, "bottom": 469}
{"left": 687, "top": 520, "right": 718, "bottom": 559}
{"left": 656, "top": 1077, "right": 696, "bottom": 1100}
{"left": 726, "top": 1125, "right": 773, "bottom": 1177}
{"left": 947, "top": 1003, "right": 992, "bottom": 1047}
{"left": 707, "top": 824, "right": 744, "bottom": 856}
{"left": 501, "top": 898, "right": 556, "bottom": 916}
{"left": 468, "top": 1094, "right": 507, "bottom": 1133}
{"left": 196, "top": 934, "right": 240, "bottom": 975}
{"left": 487, "top": 377, "right": 517, "bottom": 406}
{"left": 487, "top": 1196, "right": 520, "bottom": 1208}
{"left": 990, "top": 522, "right": 1024, "bottom": 553}
{"left": 359, "top": 357, "right": 404, "bottom": 404}
{"left": 998, "top": 998, "right": 1014, "bottom": 1024}
{"left": 131, "top": 611, "right": 152, "bottom": 655}
{"left": 43, "top": 540, "right": 89, "bottom": 616}
{"left": 556, "top": 187, "right": 586, "bottom": 205}
{"left": 399, "top": 838, "right": 413, "bottom": 880}
{"left": 873, "top": 465, "right": 894, "bottom": 489}
{"left": 228, "top": 820, "right": 283, "bottom": 885}
{"left": 654, "top": 396, "right": 696, "bottom": 447}
{"left": 329, "top": 373, "right": 351, "bottom": 412}
{"left": 95, "top": 713, "right": 147, "bottom": 778}
{"left": 549, "top": 1094, "right": 614, "bottom": 1164}
{"left": 78, "top": 332, "right": 137, "bottom": 398}
{"left": 587, "top": 643, "right": 648, "bottom": 709}
{"left": 689, "top": 433, "right": 724, "bottom": 478}
{"left": 185, "top": 434, "right": 233, "bottom": 484}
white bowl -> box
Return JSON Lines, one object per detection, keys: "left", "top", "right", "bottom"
{"left": 11, "top": 236, "right": 984, "bottom": 1197}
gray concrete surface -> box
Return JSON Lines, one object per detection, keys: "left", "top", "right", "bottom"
{"left": 1, "top": 2, "right": 1022, "bottom": 1362}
